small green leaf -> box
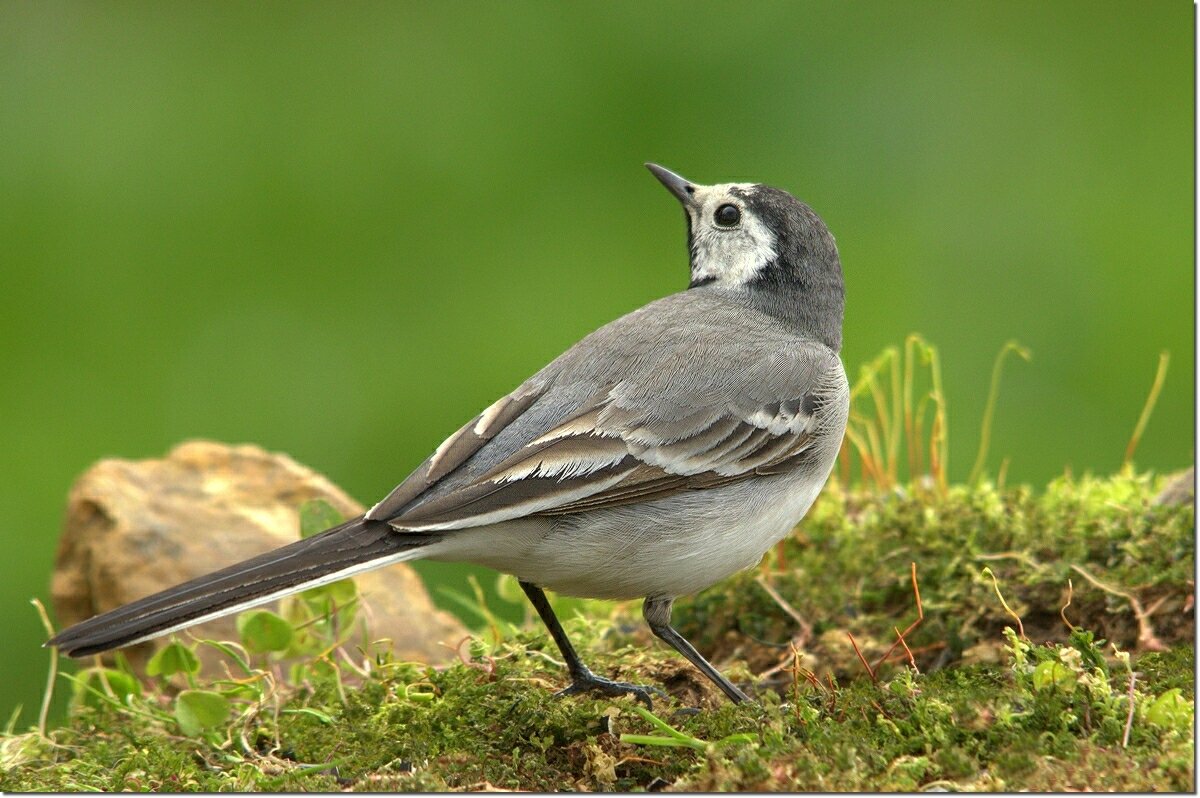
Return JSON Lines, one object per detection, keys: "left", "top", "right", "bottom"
{"left": 495, "top": 573, "right": 525, "bottom": 604}
{"left": 73, "top": 668, "right": 141, "bottom": 710}
{"left": 403, "top": 683, "right": 437, "bottom": 703}
{"left": 308, "top": 658, "right": 338, "bottom": 678}
{"left": 91, "top": 669, "right": 140, "bottom": 702}
{"left": 299, "top": 578, "right": 360, "bottom": 632}
{"left": 468, "top": 637, "right": 490, "bottom": 659}
{"left": 618, "top": 733, "right": 706, "bottom": 750}
{"left": 174, "top": 690, "right": 230, "bottom": 736}
{"left": 1032, "top": 660, "right": 1076, "bottom": 692}
{"left": 219, "top": 683, "right": 262, "bottom": 700}
{"left": 146, "top": 641, "right": 200, "bottom": 678}
{"left": 619, "top": 705, "right": 709, "bottom": 750}
{"left": 237, "top": 610, "right": 294, "bottom": 653}
{"left": 282, "top": 707, "right": 335, "bottom": 724}
{"left": 196, "top": 639, "right": 253, "bottom": 676}
{"left": 299, "top": 499, "right": 344, "bottom": 539}
{"left": 716, "top": 732, "right": 758, "bottom": 748}
{"left": 302, "top": 577, "right": 358, "bottom": 609}
{"left": 1146, "top": 688, "right": 1193, "bottom": 732}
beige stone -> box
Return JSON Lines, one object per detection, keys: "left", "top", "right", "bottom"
{"left": 51, "top": 440, "right": 466, "bottom": 673}
{"left": 1154, "top": 466, "right": 1195, "bottom": 506}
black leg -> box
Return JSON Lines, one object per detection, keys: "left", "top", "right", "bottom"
{"left": 519, "top": 580, "right": 661, "bottom": 708}
{"left": 643, "top": 596, "right": 751, "bottom": 704}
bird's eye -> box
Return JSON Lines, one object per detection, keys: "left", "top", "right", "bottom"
{"left": 714, "top": 204, "right": 741, "bottom": 227}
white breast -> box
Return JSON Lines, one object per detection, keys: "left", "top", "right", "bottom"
{"left": 426, "top": 469, "right": 828, "bottom": 601}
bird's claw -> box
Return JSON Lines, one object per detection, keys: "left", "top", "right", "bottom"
{"left": 555, "top": 669, "right": 666, "bottom": 709}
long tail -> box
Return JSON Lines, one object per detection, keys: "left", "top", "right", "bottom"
{"left": 48, "top": 515, "right": 427, "bottom": 657}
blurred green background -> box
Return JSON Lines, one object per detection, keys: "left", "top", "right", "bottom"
{"left": 0, "top": 2, "right": 1192, "bottom": 723}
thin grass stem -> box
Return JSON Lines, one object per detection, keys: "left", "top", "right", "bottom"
{"left": 903, "top": 336, "right": 918, "bottom": 480}
{"left": 888, "top": 349, "right": 903, "bottom": 482}
{"left": 968, "top": 340, "right": 1031, "bottom": 486}
{"left": 982, "top": 566, "right": 1026, "bottom": 640}
{"left": 30, "top": 599, "right": 57, "bottom": 739}
{"left": 1123, "top": 351, "right": 1170, "bottom": 467}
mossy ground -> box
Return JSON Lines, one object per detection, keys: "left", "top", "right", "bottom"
{"left": 2, "top": 470, "right": 1193, "bottom": 791}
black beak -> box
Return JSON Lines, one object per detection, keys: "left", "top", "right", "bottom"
{"left": 645, "top": 163, "right": 696, "bottom": 207}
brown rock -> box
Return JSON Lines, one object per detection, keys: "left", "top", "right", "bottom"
{"left": 51, "top": 440, "right": 466, "bottom": 673}
{"left": 1154, "top": 466, "right": 1195, "bottom": 506}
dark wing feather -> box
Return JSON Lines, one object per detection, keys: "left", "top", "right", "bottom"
{"left": 365, "top": 385, "right": 544, "bottom": 520}
{"left": 385, "top": 390, "right": 822, "bottom": 530}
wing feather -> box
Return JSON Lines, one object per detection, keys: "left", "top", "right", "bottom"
{"left": 365, "top": 386, "right": 544, "bottom": 520}
{"left": 389, "top": 390, "right": 823, "bottom": 530}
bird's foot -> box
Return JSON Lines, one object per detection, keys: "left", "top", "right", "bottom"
{"left": 556, "top": 667, "right": 665, "bottom": 709}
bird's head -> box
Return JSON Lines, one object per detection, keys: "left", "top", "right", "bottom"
{"left": 646, "top": 163, "right": 845, "bottom": 351}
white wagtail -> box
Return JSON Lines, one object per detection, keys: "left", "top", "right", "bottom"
{"left": 49, "top": 164, "right": 850, "bottom": 706}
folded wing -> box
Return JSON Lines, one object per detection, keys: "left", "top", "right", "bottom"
{"left": 382, "top": 386, "right": 825, "bottom": 531}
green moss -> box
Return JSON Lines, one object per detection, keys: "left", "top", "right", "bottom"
{"left": 3, "top": 470, "right": 1193, "bottom": 791}
{"left": 1137, "top": 647, "right": 1194, "bottom": 699}
{"left": 674, "top": 469, "right": 1193, "bottom": 681}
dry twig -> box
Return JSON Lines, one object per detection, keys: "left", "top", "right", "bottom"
{"left": 847, "top": 633, "right": 876, "bottom": 683}
{"left": 893, "top": 627, "right": 916, "bottom": 669}
{"left": 844, "top": 563, "right": 926, "bottom": 682}
{"left": 452, "top": 635, "right": 497, "bottom": 677}
{"left": 1122, "top": 670, "right": 1138, "bottom": 748}
{"left": 1069, "top": 565, "right": 1167, "bottom": 651}
{"left": 873, "top": 562, "right": 925, "bottom": 672}
{"left": 1060, "top": 578, "right": 1076, "bottom": 632}
{"left": 982, "top": 566, "right": 1026, "bottom": 640}
{"left": 756, "top": 576, "right": 814, "bottom": 648}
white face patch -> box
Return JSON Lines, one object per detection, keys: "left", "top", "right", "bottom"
{"left": 686, "top": 183, "right": 777, "bottom": 287}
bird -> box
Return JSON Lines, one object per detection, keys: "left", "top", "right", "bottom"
{"left": 47, "top": 164, "right": 850, "bottom": 706}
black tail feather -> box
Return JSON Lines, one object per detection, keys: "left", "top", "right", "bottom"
{"left": 47, "top": 515, "right": 423, "bottom": 657}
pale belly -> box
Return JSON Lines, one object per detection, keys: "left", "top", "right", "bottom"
{"left": 426, "top": 469, "right": 828, "bottom": 600}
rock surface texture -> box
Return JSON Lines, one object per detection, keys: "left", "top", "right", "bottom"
{"left": 1154, "top": 466, "right": 1195, "bottom": 506}
{"left": 51, "top": 440, "right": 465, "bottom": 673}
